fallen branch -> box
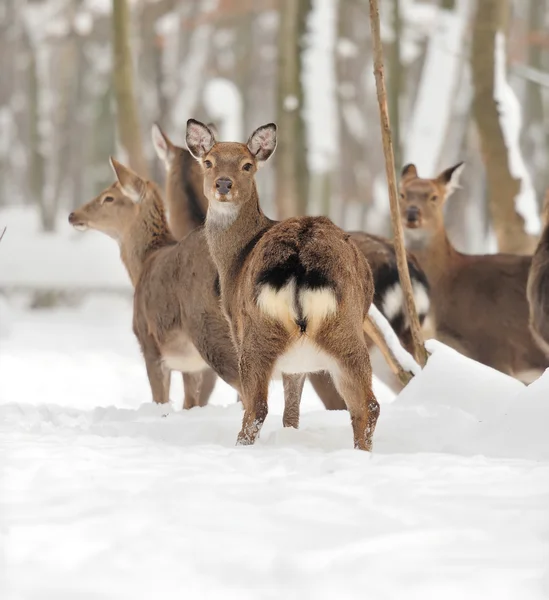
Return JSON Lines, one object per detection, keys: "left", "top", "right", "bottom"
{"left": 368, "top": 0, "right": 427, "bottom": 367}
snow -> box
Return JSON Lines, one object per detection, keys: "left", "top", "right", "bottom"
{"left": 494, "top": 32, "right": 541, "bottom": 237}
{"left": 0, "top": 207, "right": 129, "bottom": 292}
{"left": 203, "top": 78, "right": 243, "bottom": 142}
{"left": 2, "top": 298, "right": 549, "bottom": 599}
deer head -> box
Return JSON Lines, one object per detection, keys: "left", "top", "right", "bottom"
{"left": 398, "top": 162, "right": 464, "bottom": 248}
{"left": 68, "top": 158, "right": 146, "bottom": 240}
{"left": 185, "top": 119, "right": 277, "bottom": 212}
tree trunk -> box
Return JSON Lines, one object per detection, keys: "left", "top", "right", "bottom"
{"left": 388, "top": 0, "right": 402, "bottom": 171}
{"left": 471, "top": 0, "right": 537, "bottom": 254}
{"left": 275, "top": 0, "right": 311, "bottom": 219}
{"left": 112, "top": 0, "right": 148, "bottom": 176}
{"left": 368, "top": 0, "right": 427, "bottom": 368}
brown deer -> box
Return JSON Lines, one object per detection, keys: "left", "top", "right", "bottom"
{"left": 527, "top": 190, "right": 549, "bottom": 358}
{"left": 185, "top": 119, "right": 384, "bottom": 450}
{"left": 152, "top": 124, "right": 431, "bottom": 404}
{"left": 68, "top": 159, "right": 238, "bottom": 410}
{"left": 399, "top": 162, "right": 547, "bottom": 382}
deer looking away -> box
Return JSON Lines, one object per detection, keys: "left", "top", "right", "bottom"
{"left": 152, "top": 123, "right": 430, "bottom": 402}
{"left": 399, "top": 163, "right": 547, "bottom": 382}
{"left": 68, "top": 159, "right": 235, "bottom": 410}
{"left": 185, "top": 119, "right": 388, "bottom": 450}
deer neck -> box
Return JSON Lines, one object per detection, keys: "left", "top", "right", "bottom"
{"left": 405, "top": 226, "right": 459, "bottom": 286}
{"left": 119, "top": 197, "right": 175, "bottom": 287}
{"left": 205, "top": 183, "right": 271, "bottom": 282}
{"left": 166, "top": 152, "right": 206, "bottom": 240}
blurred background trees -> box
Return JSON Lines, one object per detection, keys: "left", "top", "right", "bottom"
{"left": 1, "top": 0, "right": 548, "bottom": 254}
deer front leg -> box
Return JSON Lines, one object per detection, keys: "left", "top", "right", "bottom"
{"left": 282, "top": 373, "right": 306, "bottom": 428}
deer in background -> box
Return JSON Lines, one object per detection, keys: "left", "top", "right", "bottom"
{"left": 527, "top": 190, "right": 549, "bottom": 358}
{"left": 186, "top": 119, "right": 385, "bottom": 450}
{"left": 400, "top": 163, "right": 547, "bottom": 382}
{"left": 152, "top": 124, "right": 430, "bottom": 403}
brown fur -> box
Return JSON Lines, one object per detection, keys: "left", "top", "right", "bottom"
{"left": 68, "top": 159, "right": 235, "bottom": 408}
{"left": 154, "top": 125, "right": 430, "bottom": 407}
{"left": 400, "top": 162, "right": 547, "bottom": 381}
{"left": 527, "top": 190, "right": 549, "bottom": 357}
{"left": 186, "top": 120, "right": 380, "bottom": 450}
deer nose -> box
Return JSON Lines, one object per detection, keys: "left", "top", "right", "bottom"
{"left": 406, "top": 206, "right": 420, "bottom": 223}
{"left": 68, "top": 212, "right": 76, "bottom": 224}
{"left": 215, "top": 177, "right": 233, "bottom": 195}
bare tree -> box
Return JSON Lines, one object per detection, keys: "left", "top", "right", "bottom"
{"left": 112, "top": 0, "right": 148, "bottom": 176}
{"left": 471, "top": 0, "right": 537, "bottom": 254}
{"left": 275, "top": 0, "right": 311, "bottom": 218}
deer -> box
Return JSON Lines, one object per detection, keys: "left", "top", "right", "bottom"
{"left": 68, "top": 158, "right": 238, "bottom": 411}
{"left": 152, "top": 123, "right": 431, "bottom": 404}
{"left": 184, "top": 119, "right": 397, "bottom": 450}
{"left": 399, "top": 162, "right": 547, "bottom": 382}
{"left": 527, "top": 191, "right": 549, "bottom": 358}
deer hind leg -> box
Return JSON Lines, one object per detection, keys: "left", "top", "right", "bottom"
{"left": 317, "top": 331, "right": 379, "bottom": 451}
{"left": 282, "top": 373, "right": 306, "bottom": 428}
{"left": 236, "top": 331, "right": 282, "bottom": 446}
{"left": 198, "top": 368, "right": 217, "bottom": 407}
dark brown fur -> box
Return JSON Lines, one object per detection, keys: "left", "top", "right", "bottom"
{"left": 527, "top": 190, "right": 549, "bottom": 357}
{"left": 400, "top": 163, "right": 547, "bottom": 381}
{"left": 186, "top": 120, "right": 380, "bottom": 450}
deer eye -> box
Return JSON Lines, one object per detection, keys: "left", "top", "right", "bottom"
{"left": 103, "top": 196, "right": 114, "bottom": 203}
{"left": 242, "top": 163, "right": 253, "bottom": 172}
{"left": 431, "top": 195, "right": 438, "bottom": 202}
{"left": 204, "top": 160, "right": 213, "bottom": 168}
{"left": 399, "top": 193, "right": 405, "bottom": 200}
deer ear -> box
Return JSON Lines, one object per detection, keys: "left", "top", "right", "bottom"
{"left": 206, "top": 122, "right": 219, "bottom": 139}
{"left": 401, "top": 164, "right": 418, "bottom": 179}
{"left": 109, "top": 157, "right": 144, "bottom": 202}
{"left": 437, "top": 162, "right": 464, "bottom": 199}
{"left": 151, "top": 123, "right": 174, "bottom": 170}
{"left": 247, "top": 123, "right": 277, "bottom": 166}
{"left": 186, "top": 119, "right": 216, "bottom": 159}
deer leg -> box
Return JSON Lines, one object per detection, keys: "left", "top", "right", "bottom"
{"left": 307, "top": 372, "right": 347, "bottom": 410}
{"left": 282, "top": 373, "right": 306, "bottom": 428}
{"left": 144, "top": 354, "right": 170, "bottom": 405}
{"left": 317, "top": 330, "right": 379, "bottom": 451}
{"left": 198, "top": 368, "right": 217, "bottom": 407}
{"left": 182, "top": 372, "right": 203, "bottom": 409}
{"left": 236, "top": 345, "right": 278, "bottom": 446}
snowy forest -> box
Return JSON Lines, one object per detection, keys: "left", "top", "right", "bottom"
{"left": 2, "top": 0, "right": 549, "bottom": 598}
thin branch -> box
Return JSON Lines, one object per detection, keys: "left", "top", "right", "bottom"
{"left": 0, "top": 227, "right": 6, "bottom": 243}
{"left": 368, "top": 0, "right": 427, "bottom": 367}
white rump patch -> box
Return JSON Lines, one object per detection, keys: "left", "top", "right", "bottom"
{"left": 257, "top": 281, "right": 337, "bottom": 333}
{"left": 298, "top": 287, "right": 337, "bottom": 332}
{"left": 257, "top": 280, "right": 298, "bottom": 330}
{"left": 207, "top": 199, "right": 240, "bottom": 228}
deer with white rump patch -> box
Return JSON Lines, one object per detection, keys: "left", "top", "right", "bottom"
{"left": 186, "top": 119, "right": 381, "bottom": 450}
{"left": 400, "top": 162, "right": 547, "bottom": 382}
{"left": 152, "top": 123, "right": 430, "bottom": 402}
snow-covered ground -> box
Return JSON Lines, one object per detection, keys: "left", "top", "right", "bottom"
{"left": 2, "top": 298, "right": 549, "bottom": 599}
